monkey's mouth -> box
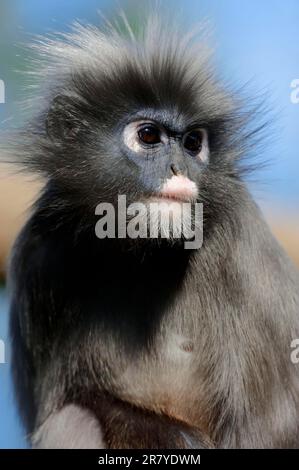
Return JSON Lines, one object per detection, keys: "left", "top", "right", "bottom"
{"left": 154, "top": 175, "right": 199, "bottom": 203}
{"left": 150, "top": 194, "right": 195, "bottom": 204}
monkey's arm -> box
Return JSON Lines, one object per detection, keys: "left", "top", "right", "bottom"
{"left": 32, "top": 397, "right": 213, "bottom": 449}
{"left": 32, "top": 405, "right": 105, "bottom": 449}
{"left": 88, "top": 392, "right": 214, "bottom": 449}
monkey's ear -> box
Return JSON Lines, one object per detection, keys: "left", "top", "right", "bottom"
{"left": 46, "top": 95, "right": 83, "bottom": 141}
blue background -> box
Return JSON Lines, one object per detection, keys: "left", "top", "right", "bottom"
{"left": 0, "top": 0, "right": 298, "bottom": 448}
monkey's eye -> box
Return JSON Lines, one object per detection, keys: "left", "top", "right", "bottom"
{"left": 138, "top": 125, "right": 161, "bottom": 145}
{"left": 183, "top": 130, "right": 203, "bottom": 153}
{"left": 123, "top": 120, "right": 166, "bottom": 154}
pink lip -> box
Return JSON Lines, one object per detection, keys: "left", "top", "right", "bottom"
{"left": 153, "top": 195, "right": 191, "bottom": 203}
{"left": 158, "top": 175, "right": 198, "bottom": 202}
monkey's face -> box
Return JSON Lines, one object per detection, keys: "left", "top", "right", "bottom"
{"left": 97, "top": 108, "right": 211, "bottom": 243}
{"left": 121, "top": 112, "right": 208, "bottom": 202}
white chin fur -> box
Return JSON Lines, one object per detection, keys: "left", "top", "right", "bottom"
{"left": 134, "top": 199, "right": 200, "bottom": 240}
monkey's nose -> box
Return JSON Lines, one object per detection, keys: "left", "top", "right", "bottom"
{"left": 160, "top": 175, "right": 198, "bottom": 202}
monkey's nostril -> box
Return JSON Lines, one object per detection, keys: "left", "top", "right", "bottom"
{"left": 170, "top": 163, "right": 179, "bottom": 176}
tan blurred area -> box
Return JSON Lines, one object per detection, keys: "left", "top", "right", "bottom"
{"left": 0, "top": 169, "right": 298, "bottom": 281}
{"left": 0, "top": 168, "right": 43, "bottom": 279}
{"left": 269, "top": 218, "right": 299, "bottom": 268}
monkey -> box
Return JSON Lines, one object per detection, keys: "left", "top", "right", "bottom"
{"left": 5, "top": 16, "right": 299, "bottom": 448}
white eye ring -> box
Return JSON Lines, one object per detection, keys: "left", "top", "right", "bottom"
{"left": 123, "top": 120, "right": 167, "bottom": 153}
{"left": 199, "top": 129, "right": 209, "bottom": 162}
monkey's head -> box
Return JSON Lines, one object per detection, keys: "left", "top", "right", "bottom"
{"left": 15, "top": 17, "right": 258, "bottom": 244}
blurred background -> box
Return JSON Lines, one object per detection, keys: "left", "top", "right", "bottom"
{"left": 0, "top": 0, "right": 298, "bottom": 448}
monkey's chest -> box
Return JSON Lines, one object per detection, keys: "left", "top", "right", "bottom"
{"left": 116, "top": 330, "right": 208, "bottom": 429}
